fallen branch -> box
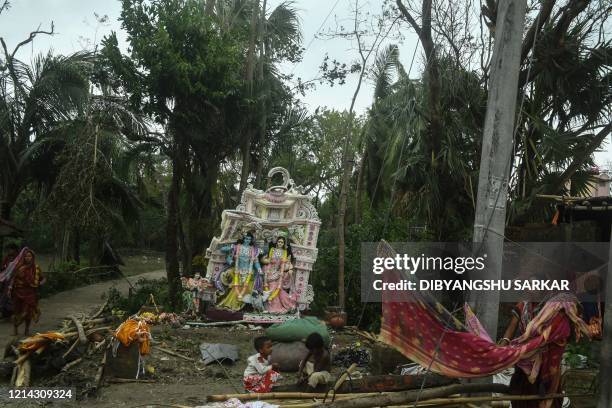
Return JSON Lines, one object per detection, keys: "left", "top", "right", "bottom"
{"left": 10, "top": 365, "right": 17, "bottom": 386}
{"left": 93, "top": 352, "right": 107, "bottom": 391}
{"left": 69, "top": 315, "right": 88, "bottom": 345}
{"left": 14, "top": 352, "right": 31, "bottom": 365}
{"left": 14, "top": 359, "right": 31, "bottom": 387}
{"left": 83, "top": 318, "right": 113, "bottom": 328}
{"left": 156, "top": 346, "right": 195, "bottom": 362}
{"left": 90, "top": 339, "right": 107, "bottom": 355}
{"left": 86, "top": 326, "right": 112, "bottom": 336}
{"left": 63, "top": 339, "right": 80, "bottom": 360}
{"left": 90, "top": 300, "right": 109, "bottom": 319}
{"left": 61, "top": 357, "right": 83, "bottom": 372}
{"left": 328, "top": 363, "right": 358, "bottom": 400}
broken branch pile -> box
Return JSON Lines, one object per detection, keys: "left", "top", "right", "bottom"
{"left": 2, "top": 302, "right": 115, "bottom": 391}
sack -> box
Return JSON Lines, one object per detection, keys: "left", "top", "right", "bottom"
{"left": 270, "top": 341, "right": 309, "bottom": 372}
{"left": 265, "top": 317, "right": 330, "bottom": 347}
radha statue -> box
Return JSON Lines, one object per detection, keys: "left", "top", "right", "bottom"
{"left": 217, "top": 232, "right": 263, "bottom": 311}
{"left": 262, "top": 236, "right": 297, "bottom": 313}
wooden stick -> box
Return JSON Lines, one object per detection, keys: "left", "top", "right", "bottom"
{"left": 10, "top": 365, "right": 17, "bottom": 386}
{"left": 69, "top": 315, "right": 88, "bottom": 344}
{"left": 83, "top": 317, "right": 113, "bottom": 327}
{"left": 63, "top": 339, "right": 80, "bottom": 360}
{"left": 93, "top": 352, "right": 107, "bottom": 391}
{"left": 14, "top": 352, "right": 31, "bottom": 365}
{"left": 90, "top": 339, "right": 107, "bottom": 355}
{"left": 207, "top": 392, "right": 383, "bottom": 403}
{"left": 156, "top": 346, "right": 195, "bottom": 362}
{"left": 107, "top": 378, "right": 157, "bottom": 384}
{"left": 61, "top": 357, "right": 83, "bottom": 372}
{"left": 87, "top": 326, "right": 112, "bottom": 336}
{"left": 14, "top": 360, "right": 31, "bottom": 387}
{"left": 333, "top": 364, "right": 358, "bottom": 393}
{"left": 90, "top": 300, "right": 109, "bottom": 319}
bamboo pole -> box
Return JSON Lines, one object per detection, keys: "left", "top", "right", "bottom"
{"left": 315, "top": 384, "right": 510, "bottom": 408}
{"left": 281, "top": 393, "right": 591, "bottom": 408}
{"left": 207, "top": 392, "right": 383, "bottom": 403}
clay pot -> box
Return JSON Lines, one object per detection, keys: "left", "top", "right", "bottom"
{"left": 325, "top": 307, "right": 347, "bottom": 329}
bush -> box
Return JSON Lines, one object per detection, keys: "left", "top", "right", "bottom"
{"left": 105, "top": 277, "right": 177, "bottom": 315}
{"left": 310, "top": 203, "right": 423, "bottom": 331}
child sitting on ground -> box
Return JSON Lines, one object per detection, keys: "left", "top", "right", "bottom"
{"left": 244, "top": 336, "right": 281, "bottom": 393}
{"left": 297, "top": 332, "right": 331, "bottom": 390}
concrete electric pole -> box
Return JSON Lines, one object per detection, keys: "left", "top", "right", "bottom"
{"left": 471, "top": 0, "right": 527, "bottom": 337}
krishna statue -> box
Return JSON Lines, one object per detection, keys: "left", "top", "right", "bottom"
{"left": 216, "top": 231, "right": 263, "bottom": 311}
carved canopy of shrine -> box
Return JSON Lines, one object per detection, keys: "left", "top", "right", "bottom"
{"left": 205, "top": 167, "right": 321, "bottom": 315}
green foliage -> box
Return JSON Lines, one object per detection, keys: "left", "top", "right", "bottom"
{"left": 564, "top": 339, "right": 594, "bottom": 368}
{"left": 105, "top": 277, "right": 174, "bottom": 315}
{"left": 39, "top": 262, "right": 118, "bottom": 298}
{"left": 311, "top": 204, "right": 423, "bottom": 330}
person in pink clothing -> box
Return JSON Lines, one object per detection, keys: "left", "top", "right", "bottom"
{"left": 243, "top": 336, "right": 281, "bottom": 393}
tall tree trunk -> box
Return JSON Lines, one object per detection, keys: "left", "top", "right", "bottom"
{"left": 254, "top": 0, "right": 268, "bottom": 189}
{"left": 397, "top": 0, "right": 442, "bottom": 236}
{"left": 337, "top": 73, "right": 366, "bottom": 310}
{"left": 166, "top": 147, "right": 183, "bottom": 310}
{"left": 239, "top": 0, "right": 261, "bottom": 194}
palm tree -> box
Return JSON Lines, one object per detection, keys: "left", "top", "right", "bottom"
{"left": 0, "top": 50, "right": 93, "bottom": 220}
{"left": 42, "top": 87, "right": 151, "bottom": 263}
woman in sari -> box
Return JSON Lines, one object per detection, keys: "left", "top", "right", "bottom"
{"left": 501, "top": 294, "right": 590, "bottom": 408}
{"left": 7, "top": 248, "right": 44, "bottom": 336}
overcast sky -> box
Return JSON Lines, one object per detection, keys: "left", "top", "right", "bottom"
{"left": 1, "top": 0, "right": 609, "bottom": 166}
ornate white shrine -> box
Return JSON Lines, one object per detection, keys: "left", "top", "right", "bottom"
{"left": 205, "top": 167, "right": 321, "bottom": 323}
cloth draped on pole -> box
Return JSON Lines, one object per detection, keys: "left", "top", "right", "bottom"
{"left": 377, "top": 241, "right": 592, "bottom": 380}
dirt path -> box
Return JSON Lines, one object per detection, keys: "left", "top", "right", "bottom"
{"left": 0, "top": 270, "right": 165, "bottom": 346}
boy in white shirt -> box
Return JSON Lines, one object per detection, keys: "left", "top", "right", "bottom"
{"left": 243, "top": 336, "right": 281, "bottom": 393}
